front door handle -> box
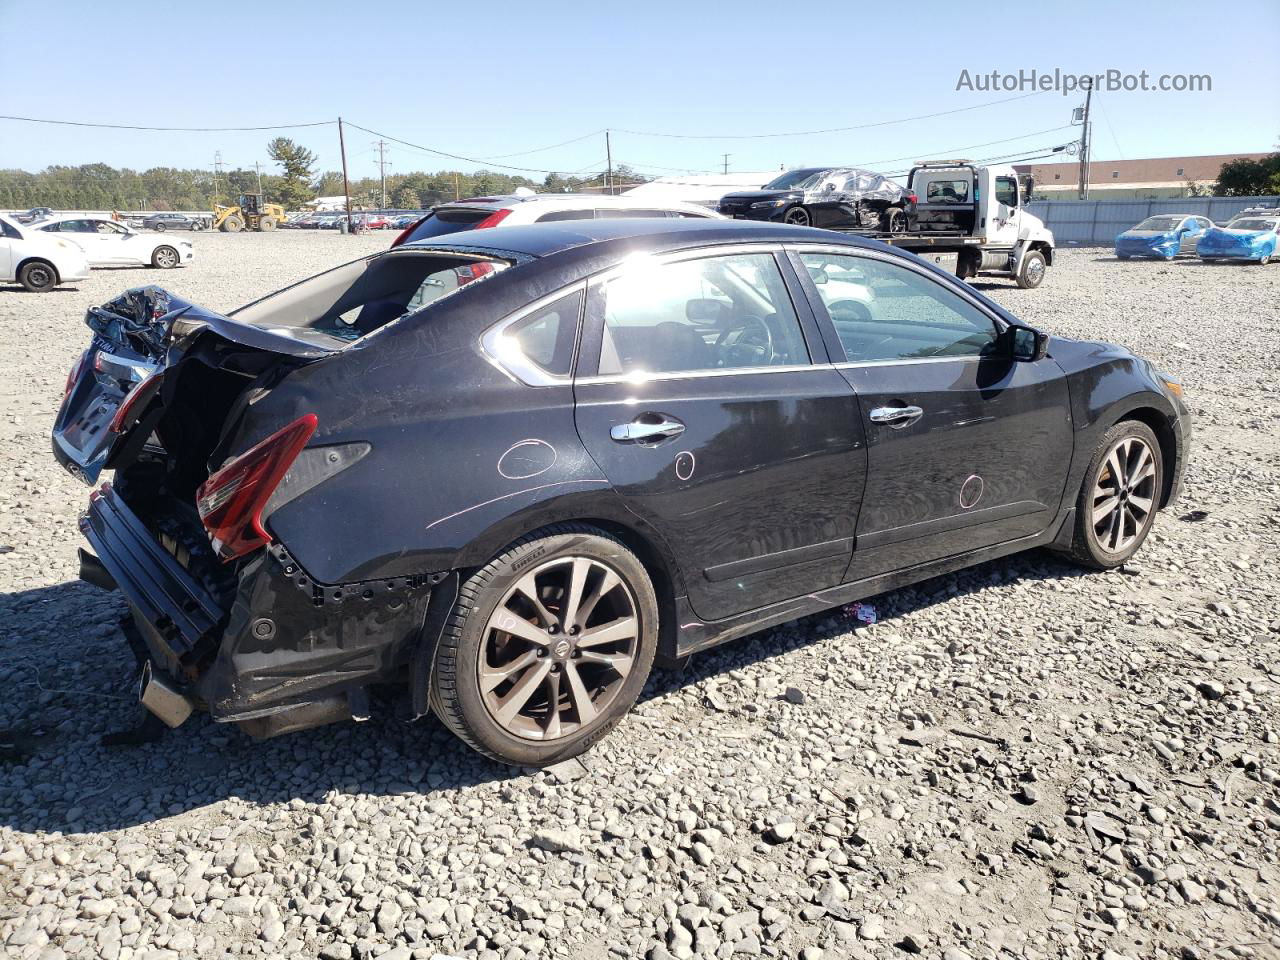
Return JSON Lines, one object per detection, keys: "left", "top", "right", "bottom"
{"left": 610, "top": 415, "right": 686, "bottom": 443}
{"left": 869, "top": 404, "right": 924, "bottom": 428}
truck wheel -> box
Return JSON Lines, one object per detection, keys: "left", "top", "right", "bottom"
{"left": 1055, "top": 420, "right": 1163, "bottom": 570}
{"left": 783, "top": 207, "right": 811, "bottom": 227}
{"left": 429, "top": 523, "right": 658, "bottom": 766}
{"left": 882, "top": 208, "right": 906, "bottom": 233}
{"left": 221, "top": 215, "right": 244, "bottom": 233}
{"left": 18, "top": 260, "right": 58, "bottom": 292}
{"left": 1016, "top": 249, "right": 1047, "bottom": 289}
{"left": 259, "top": 217, "right": 277, "bottom": 232}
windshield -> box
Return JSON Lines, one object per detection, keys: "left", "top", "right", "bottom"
{"left": 230, "top": 250, "right": 511, "bottom": 342}
{"left": 1228, "top": 219, "right": 1277, "bottom": 231}
{"left": 763, "top": 169, "right": 829, "bottom": 191}
{"left": 1133, "top": 216, "right": 1184, "bottom": 231}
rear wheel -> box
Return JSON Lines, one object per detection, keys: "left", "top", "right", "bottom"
{"left": 783, "top": 206, "right": 811, "bottom": 227}
{"left": 1057, "top": 420, "right": 1163, "bottom": 569}
{"left": 430, "top": 524, "right": 658, "bottom": 766}
{"left": 1016, "top": 249, "right": 1047, "bottom": 289}
{"left": 259, "top": 216, "right": 277, "bottom": 232}
{"left": 151, "top": 245, "right": 179, "bottom": 269}
{"left": 152, "top": 222, "right": 166, "bottom": 232}
{"left": 18, "top": 260, "right": 58, "bottom": 292}
{"left": 882, "top": 207, "right": 906, "bottom": 233}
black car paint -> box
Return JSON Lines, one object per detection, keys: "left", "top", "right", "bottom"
{"left": 63, "top": 218, "right": 1189, "bottom": 732}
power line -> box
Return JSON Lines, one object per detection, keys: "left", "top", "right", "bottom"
{"left": 612, "top": 91, "right": 1047, "bottom": 140}
{"left": 0, "top": 114, "right": 334, "bottom": 132}
{"left": 476, "top": 129, "right": 607, "bottom": 160}
{"left": 342, "top": 121, "right": 590, "bottom": 175}
{"left": 849, "top": 126, "right": 1075, "bottom": 169}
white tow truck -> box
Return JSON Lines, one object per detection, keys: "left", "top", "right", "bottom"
{"left": 860, "top": 160, "right": 1056, "bottom": 289}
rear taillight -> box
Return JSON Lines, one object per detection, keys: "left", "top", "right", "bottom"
{"left": 472, "top": 208, "right": 512, "bottom": 229}
{"left": 906, "top": 193, "right": 918, "bottom": 204}
{"left": 390, "top": 215, "right": 427, "bottom": 247}
{"left": 454, "top": 261, "right": 496, "bottom": 286}
{"left": 64, "top": 351, "right": 88, "bottom": 403}
{"left": 196, "top": 414, "right": 317, "bottom": 562}
{"left": 109, "top": 370, "right": 165, "bottom": 433}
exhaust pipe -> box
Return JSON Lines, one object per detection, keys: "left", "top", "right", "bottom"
{"left": 138, "top": 660, "right": 194, "bottom": 728}
{"left": 78, "top": 548, "right": 116, "bottom": 591}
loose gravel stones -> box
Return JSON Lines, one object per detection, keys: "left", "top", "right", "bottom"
{"left": 1, "top": 236, "right": 1278, "bottom": 959}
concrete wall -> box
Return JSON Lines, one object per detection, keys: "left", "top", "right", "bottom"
{"left": 1026, "top": 196, "right": 1279, "bottom": 246}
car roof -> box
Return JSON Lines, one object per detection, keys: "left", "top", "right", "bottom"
{"left": 401, "top": 216, "right": 880, "bottom": 260}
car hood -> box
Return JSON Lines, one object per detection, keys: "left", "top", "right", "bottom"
{"left": 1198, "top": 227, "right": 1277, "bottom": 255}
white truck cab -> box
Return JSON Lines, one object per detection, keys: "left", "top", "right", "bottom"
{"left": 884, "top": 161, "right": 1056, "bottom": 289}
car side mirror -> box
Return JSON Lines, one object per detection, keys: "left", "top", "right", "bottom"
{"left": 1007, "top": 324, "right": 1049, "bottom": 362}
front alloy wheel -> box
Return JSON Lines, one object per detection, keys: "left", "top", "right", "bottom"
{"left": 152, "top": 245, "right": 179, "bottom": 269}
{"left": 431, "top": 524, "right": 657, "bottom": 765}
{"left": 1058, "top": 420, "right": 1163, "bottom": 569}
{"left": 783, "top": 206, "right": 811, "bottom": 227}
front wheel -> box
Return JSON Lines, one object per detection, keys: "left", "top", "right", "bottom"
{"left": 882, "top": 207, "right": 906, "bottom": 233}
{"left": 783, "top": 206, "right": 811, "bottom": 227}
{"left": 430, "top": 524, "right": 658, "bottom": 766}
{"left": 18, "top": 260, "right": 58, "bottom": 292}
{"left": 1056, "top": 420, "right": 1163, "bottom": 569}
{"left": 1260, "top": 255, "right": 1272, "bottom": 266}
{"left": 1016, "top": 249, "right": 1047, "bottom": 288}
{"left": 151, "top": 245, "right": 179, "bottom": 269}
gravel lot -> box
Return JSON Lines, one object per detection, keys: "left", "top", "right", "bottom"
{"left": 2, "top": 233, "right": 1278, "bottom": 960}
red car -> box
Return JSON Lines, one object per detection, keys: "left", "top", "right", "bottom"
{"left": 364, "top": 215, "right": 391, "bottom": 230}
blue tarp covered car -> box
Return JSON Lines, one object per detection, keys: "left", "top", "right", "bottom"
{"left": 1115, "top": 214, "right": 1212, "bottom": 259}
{"left": 1197, "top": 215, "right": 1280, "bottom": 264}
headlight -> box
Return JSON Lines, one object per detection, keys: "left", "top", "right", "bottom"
{"left": 751, "top": 199, "right": 787, "bottom": 209}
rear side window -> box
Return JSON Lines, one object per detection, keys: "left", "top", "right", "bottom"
{"left": 403, "top": 206, "right": 497, "bottom": 243}
{"left": 535, "top": 209, "right": 595, "bottom": 223}
{"left": 502, "top": 290, "right": 583, "bottom": 378}
{"left": 1, "top": 219, "right": 21, "bottom": 240}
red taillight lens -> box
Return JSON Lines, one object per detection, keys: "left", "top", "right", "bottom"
{"left": 196, "top": 414, "right": 317, "bottom": 562}
{"left": 390, "top": 215, "right": 428, "bottom": 248}
{"left": 64, "top": 351, "right": 88, "bottom": 403}
{"left": 906, "top": 193, "right": 918, "bottom": 204}
{"left": 454, "top": 261, "right": 496, "bottom": 287}
{"left": 109, "top": 370, "right": 165, "bottom": 433}
{"left": 472, "top": 208, "right": 512, "bottom": 229}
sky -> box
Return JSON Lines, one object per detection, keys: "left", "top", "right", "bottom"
{"left": 2, "top": 0, "right": 1276, "bottom": 183}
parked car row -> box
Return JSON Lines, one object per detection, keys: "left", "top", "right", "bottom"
{"left": 1115, "top": 207, "right": 1279, "bottom": 264}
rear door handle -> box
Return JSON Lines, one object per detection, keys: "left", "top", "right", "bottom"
{"left": 868, "top": 405, "right": 924, "bottom": 428}
{"left": 610, "top": 415, "right": 686, "bottom": 442}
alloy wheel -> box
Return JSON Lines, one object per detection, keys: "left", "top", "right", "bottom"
{"left": 478, "top": 556, "right": 639, "bottom": 741}
{"left": 1091, "top": 436, "right": 1157, "bottom": 553}
{"left": 155, "top": 248, "right": 177, "bottom": 268}
{"left": 784, "top": 208, "right": 810, "bottom": 227}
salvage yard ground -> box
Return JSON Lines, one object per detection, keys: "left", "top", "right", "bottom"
{"left": 1, "top": 233, "right": 1278, "bottom": 960}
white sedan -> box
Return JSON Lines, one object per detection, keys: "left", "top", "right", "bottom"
{"left": 37, "top": 215, "right": 194, "bottom": 269}
{"left": 1, "top": 213, "right": 91, "bottom": 292}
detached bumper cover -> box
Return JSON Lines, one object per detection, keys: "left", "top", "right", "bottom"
{"left": 80, "top": 484, "right": 435, "bottom": 722}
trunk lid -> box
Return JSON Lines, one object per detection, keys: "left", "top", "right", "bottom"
{"left": 53, "top": 286, "right": 335, "bottom": 484}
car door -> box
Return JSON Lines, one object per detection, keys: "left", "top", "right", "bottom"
{"left": 791, "top": 246, "right": 1073, "bottom": 580}
{"left": 989, "top": 174, "right": 1021, "bottom": 247}
{"left": 46, "top": 220, "right": 106, "bottom": 264}
{"left": 572, "top": 246, "right": 868, "bottom": 623}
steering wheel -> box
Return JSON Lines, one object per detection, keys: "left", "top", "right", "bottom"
{"left": 715, "top": 314, "right": 775, "bottom": 367}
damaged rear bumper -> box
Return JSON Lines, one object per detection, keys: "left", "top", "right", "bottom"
{"left": 80, "top": 483, "right": 435, "bottom": 736}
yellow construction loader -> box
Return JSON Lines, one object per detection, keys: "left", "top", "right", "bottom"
{"left": 212, "top": 194, "right": 286, "bottom": 232}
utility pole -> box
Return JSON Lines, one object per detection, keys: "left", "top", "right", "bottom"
{"left": 253, "top": 161, "right": 263, "bottom": 195}
{"left": 338, "top": 117, "right": 353, "bottom": 233}
{"left": 213, "top": 151, "right": 224, "bottom": 205}
{"left": 722, "top": 153, "right": 730, "bottom": 175}
{"left": 605, "top": 130, "right": 613, "bottom": 196}
{"left": 1077, "top": 83, "right": 1093, "bottom": 200}
{"left": 374, "top": 140, "right": 390, "bottom": 208}
{"left": 454, "top": 171, "right": 460, "bottom": 201}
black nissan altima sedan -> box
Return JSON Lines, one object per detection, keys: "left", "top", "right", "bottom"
{"left": 53, "top": 218, "right": 1190, "bottom": 765}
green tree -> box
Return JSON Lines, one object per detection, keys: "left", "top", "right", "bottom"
{"left": 267, "top": 137, "right": 318, "bottom": 208}
{"left": 1213, "top": 152, "right": 1280, "bottom": 197}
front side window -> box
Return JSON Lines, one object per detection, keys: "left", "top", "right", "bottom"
{"left": 597, "top": 252, "right": 809, "bottom": 376}
{"left": 994, "top": 177, "right": 1018, "bottom": 207}
{"left": 799, "top": 252, "right": 1000, "bottom": 363}
{"left": 93, "top": 220, "right": 127, "bottom": 234}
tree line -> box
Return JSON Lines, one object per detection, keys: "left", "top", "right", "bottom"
{"left": 0, "top": 137, "right": 652, "bottom": 212}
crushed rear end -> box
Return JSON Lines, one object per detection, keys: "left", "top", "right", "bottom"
{"left": 53, "top": 285, "right": 436, "bottom": 736}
